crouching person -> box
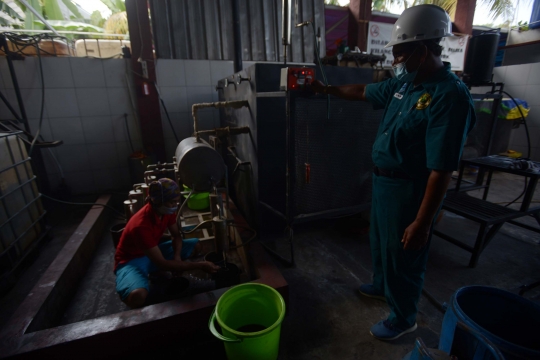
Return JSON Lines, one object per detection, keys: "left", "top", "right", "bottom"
{"left": 114, "top": 178, "right": 219, "bottom": 308}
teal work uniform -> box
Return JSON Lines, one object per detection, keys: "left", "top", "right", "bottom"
{"left": 364, "top": 62, "right": 476, "bottom": 329}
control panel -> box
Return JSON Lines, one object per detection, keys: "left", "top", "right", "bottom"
{"left": 280, "top": 67, "right": 315, "bottom": 91}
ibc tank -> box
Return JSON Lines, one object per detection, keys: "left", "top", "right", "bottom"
{"left": 175, "top": 137, "right": 225, "bottom": 191}
{"left": 464, "top": 31, "right": 500, "bottom": 85}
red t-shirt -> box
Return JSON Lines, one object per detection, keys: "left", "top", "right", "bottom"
{"left": 114, "top": 203, "right": 176, "bottom": 271}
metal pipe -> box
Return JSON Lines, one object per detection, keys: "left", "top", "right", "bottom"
{"left": 196, "top": 126, "right": 250, "bottom": 136}
{"left": 213, "top": 216, "right": 229, "bottom": 264}
{"left": 3, "top": 29, "right": 129, "bottom": 37}
{"left": 231, "top": 0, "right": 243, "bottom": 73}
{"left": 326, "top": 13, "right": 349, "bottom": 35}
{"left": 0, "top": 176, "right": 36, "bottom": 201}
{"left": 123, "top": 200, "right": 135, "bottom": 221}
{"left": 217, "top": 190, "right": 225, "bottom": 219}
{"left": 0, "top": 195, "right": 42, "bottom": 230}
{"left": 143, "top": 169, "right": 175, "bottom": 184}
{"left": 209, "top": 194, "right": 219, "bottom": 218}
{"left": 224, "top": 167, "right": 230, "bottom": 212}
{"left": 282, "top": 0, "right": 292, "bottom": 46}
{"left": 192, "top": 100, "right": 248, "bottom": 142}
{"left": 182, "top": 219, "right": 213, "bottom": 234}
{"left": 0, "top": 212, "right": 46, "bottom": 258}
{"left": 282, "top": 0, "right": 292, "bottom": 64}
{"left": 147, "top": 162, "right": 176, "bottom": 170}
{"left": 285, "top": 91, "right": 291, "bottom": 229}
{"left": 18, "top": 0, "right": 61, "bottom": 36}
{"left": 176, "top": 188, "right": 193, "bottom": 228}
{"left": 129, "top": 190, "right": 144, "bottom": 213}
{"left": 0, "top": 158, "right": 31, "bottom": 174}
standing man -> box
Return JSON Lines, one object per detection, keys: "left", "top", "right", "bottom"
{"left": 312, "top": 5, "right": 476, "bottom": 340}
{"left": 114, "top": 178, "right": 219, "bottom": 308}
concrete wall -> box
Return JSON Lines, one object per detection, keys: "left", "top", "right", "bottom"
{"left": 469, "top": 62, "right": 540, "bottom": 161}
{"left": 0, "top": 58, "right": 236, "bottom": 195}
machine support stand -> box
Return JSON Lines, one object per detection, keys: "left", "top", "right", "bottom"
{"left": 261, "top": 90, "right": 296, "bottom": 267}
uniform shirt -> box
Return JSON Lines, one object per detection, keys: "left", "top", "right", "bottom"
{"left": 365, "top": 62, "right": 476, "bottom": 178}
{"left": 114, "top": 203, "right": 176, "bottom": 271}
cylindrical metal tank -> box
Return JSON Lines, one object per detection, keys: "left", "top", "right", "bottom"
{"left": 464, "top": 31, "right": 500, "bottom": 85}
{"left": 175, "top": 137, "right": 225, "bottom": 191}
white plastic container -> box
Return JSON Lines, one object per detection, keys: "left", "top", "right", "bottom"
{"left": 75, "top": 39, "right": 131, "bottom": 58}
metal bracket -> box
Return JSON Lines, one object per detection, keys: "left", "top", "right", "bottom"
{"left": 224, "top": 78, "right": 236, "bottom": 90}
{"left": 236, "top": 74, "right": 251, "bottom": 85}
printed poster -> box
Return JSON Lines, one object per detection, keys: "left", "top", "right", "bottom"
{"left": 366, "top": 21, "right": 468, "bottom": 71}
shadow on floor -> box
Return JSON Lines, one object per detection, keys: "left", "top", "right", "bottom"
{"left": 1, "top": 174, "right": 539, "bottom": 359}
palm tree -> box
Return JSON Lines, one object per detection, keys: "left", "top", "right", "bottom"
{"left": 0, "top": 0, "right": 127, "bottom": 36}
{"left": 0, "top": 0, "right": 88, "bottom": 30}
{"left": 100, "top": 0, "right": 128, "bottom": 39}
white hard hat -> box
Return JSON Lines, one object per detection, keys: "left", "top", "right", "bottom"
{"left": 385, "top": 5, "right": 453, "bottom": 48}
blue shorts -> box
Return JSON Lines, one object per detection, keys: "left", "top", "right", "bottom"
{"left": 115, "top": 238, "right": 198, "bottom": 300}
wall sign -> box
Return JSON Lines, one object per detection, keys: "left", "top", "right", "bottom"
{"left": 366, "top": 21, "right": 468, "bottom": 71}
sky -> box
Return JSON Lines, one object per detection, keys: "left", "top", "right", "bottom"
{"left": 335, "top": 0, "right": 534, "bottom": 26}
{"left": 72, "top": 0, "right": 112, "bottom": 18}
{"left": 73, "top": 0, "right": 533, "bottom": 27}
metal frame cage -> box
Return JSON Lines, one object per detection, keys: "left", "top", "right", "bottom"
{"left": 0, "top": 132, "right": 47, "bottom": 292}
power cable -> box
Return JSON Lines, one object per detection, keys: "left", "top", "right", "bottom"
{"left": 1, "top": 37, "right": 61, "bottom": 178}
{"left": 3, "top": 33, "right": 64, "bottom": 179}
{"left": 182, "top": 220, "right": 213, "bottom": 234}
{"left": 310, "top": 22, "right": 330, "bottom": 120}
{"left": 28, "top": 44, "right": 45, "bottom": 156}
{"left": 496, "top": 90, "right": 531, "bottom": 159}
{"left": 487, "top": 89, "right": 532, "bottom": 207}
{"left": 124, "top": 113, "right": 135, "bottom": 153}
{"left": 229, "top": 223, "right": 257, "bottom": 249}
{"left": 504, "top": 178, "right": 528, "bottom": 208}
{"left": 154, "top": 83, "right": 180, "bottom": 143}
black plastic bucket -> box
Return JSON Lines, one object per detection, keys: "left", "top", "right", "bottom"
{"left": 464, "top": 31, "right": 500, "bottom": 85}
{"left": 204, "top": 252, "right": 241, "bottom": 289}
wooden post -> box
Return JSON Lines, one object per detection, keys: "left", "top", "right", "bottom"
{"left": 347, "top": 0, "right": 372, "bottom": 51}
{"left": 125, "top": 0, "right": 166, "bottom": 161}
{"left": 454, "top": 0, "right": 477, "bottom": 35}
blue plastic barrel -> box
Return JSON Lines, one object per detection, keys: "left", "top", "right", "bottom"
{"left": 439, "top": 286, "right": 540, "bottom": 360}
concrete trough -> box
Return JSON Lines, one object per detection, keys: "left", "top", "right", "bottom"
{"left": 0, "top": 195, "right": 288, "bottom": 359}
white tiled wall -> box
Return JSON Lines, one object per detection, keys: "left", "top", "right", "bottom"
{"left": 0, "top": 57, "right": 138, "bottom": 195}
{"left": 0, "top": 57, "right": 241, "bottom": 194}
{"left": 468, "top": 63, "right": 540, "bottom": 161}
{"left": 156, "top": 59, "right": 234, "bottom": 158}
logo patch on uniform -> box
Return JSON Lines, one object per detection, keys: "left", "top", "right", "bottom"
{"left": 416, "top": 92, "right": 431, "bottom": 110}
{"left": 393, "top": 83, "right": 408, "bottom": 100}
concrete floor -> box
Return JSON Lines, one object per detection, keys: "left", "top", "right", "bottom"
{"left": 1, "top": 172, "right": 539, "bottom": 359}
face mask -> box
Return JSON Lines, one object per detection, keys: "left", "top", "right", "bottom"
{"left": 157, "top": 205, "right": 178, "bottom": 215}
{"left": 392, "top": 46, "right": 420, "bottom": 82}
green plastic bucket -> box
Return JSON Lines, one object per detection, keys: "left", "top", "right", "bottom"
{"left": 209, "top": 283, "right": 286, "bottom": 360}
{"left": 182, "top": 185, "right": 209, "bottom": 210}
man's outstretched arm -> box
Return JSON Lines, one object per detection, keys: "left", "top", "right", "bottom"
{"left": 310, "top": 80, "right": 367, "bottom": 101}
{"left": 144, "top": 246, "right": 219, "bottom": 273}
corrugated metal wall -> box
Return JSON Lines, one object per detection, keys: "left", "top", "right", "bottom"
{"left": 149, "top": 0, "right": 326, "bottom": 62}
